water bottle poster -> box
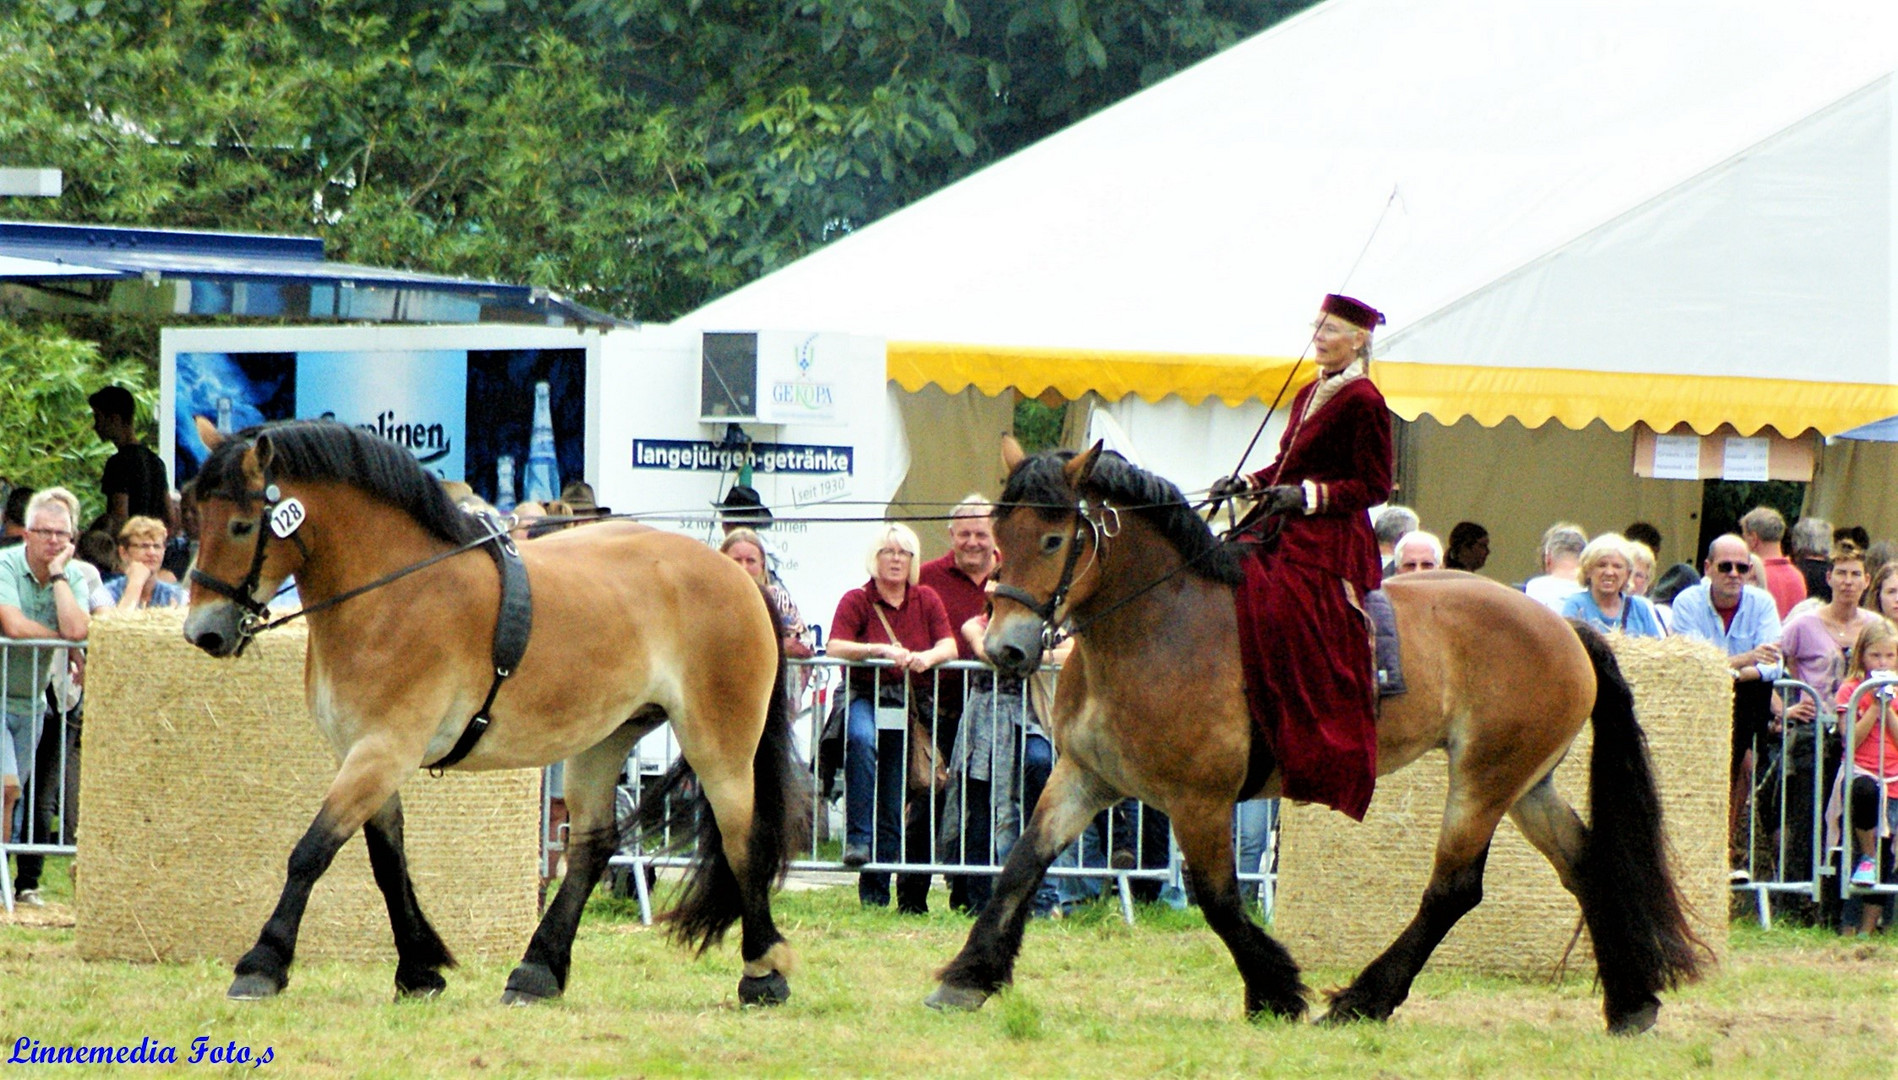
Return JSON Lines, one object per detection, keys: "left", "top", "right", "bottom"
{"left": 465, "top": 349, "right": 588, "bottom": 513}
{"left": 296, "top": 350, "right": 468, "bottom": 482}
{"left": 171, "top": 351, "right": 297, "bottom": 487}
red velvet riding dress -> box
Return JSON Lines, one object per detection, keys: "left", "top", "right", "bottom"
{"left": 1233, "top": 366, "right": 1392, "bottom": 819}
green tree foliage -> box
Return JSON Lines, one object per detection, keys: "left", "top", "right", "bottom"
{"left": 0, "top": 320, "right": 158, "bottom": 523}
{"left": 0, "top": 0, "right": 1310, "bottom": 323}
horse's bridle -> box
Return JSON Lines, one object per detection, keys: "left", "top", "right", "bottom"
{"left": 990, "top": 498, "right": 1117, "bottom": 652}
{"left": 188, "top": 443, "right": 311, "bottom": 653}
{"left": 188, "top": 435, "right": 510, "bottom": 657}
{"left": 994, "top": 484, "right": 1261, "bottom": 652}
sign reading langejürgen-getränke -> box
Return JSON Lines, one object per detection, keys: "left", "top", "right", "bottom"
{"left": 632, "top": 438, "right": 853, "bottom": 475}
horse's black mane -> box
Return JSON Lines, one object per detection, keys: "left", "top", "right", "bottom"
{"left": 194, "top": 420, "right": 487, "bottom": 547}
{"left": 998, "top": 449, "right": 1244, "bottom": 585}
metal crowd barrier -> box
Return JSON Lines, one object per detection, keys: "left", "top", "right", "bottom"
{"left": 541, "top": 656, "right": 1279, "bottom": 926}
{"left": 1, "top": 637, "right": 85, "bottom": 914}
{"left": 1730, "top": 678, "right": 1897, "bottom": 928}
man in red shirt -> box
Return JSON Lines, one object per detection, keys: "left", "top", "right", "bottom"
{"left": 918, "top": 496, "right": 1000, "bottom": 744}
{"left": 919, "top": 496, "right": 1001, "bottom": 909}
{"left": 920, "top": 496, "right": 998, "bottom": 654}
{"left": 1740, "top": 506, "right": 1806, "bottom": 618}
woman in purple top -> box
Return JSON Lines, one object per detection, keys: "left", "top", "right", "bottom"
{"left": 1780, "top": 544, "right": 1878, "bottom": 721}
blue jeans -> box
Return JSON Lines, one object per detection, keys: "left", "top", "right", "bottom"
{"left": 845, "top": 696, "right": 909, "bottom": 907}
{"left": 1235, "top": 798, "right": 1278, "bottom": 908}
{"left": 5, "top": 708, "right": 45, "bottom": 891}
{"left": 955, "top": 731, "right": 1058, "bottom": 916}
{"left": 4, "top": 708, "right": 40, "bottom": 797}
{"left": 1054, "top": 800, "right": 1172, "bottom": 907}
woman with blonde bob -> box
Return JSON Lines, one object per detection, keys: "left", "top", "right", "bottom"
{"left": 1560, "top": 532, "right": 1665, "bottom": 638}
{"left": 104, "top": 516, "right": 186, "bottom": 610}
{"left": 826, "top": 522, "right": 957, "bottom": 911}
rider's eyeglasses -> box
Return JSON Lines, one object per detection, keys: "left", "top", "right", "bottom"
{"left": 1713, "top": 560, "right": 1749, "bottom": 575}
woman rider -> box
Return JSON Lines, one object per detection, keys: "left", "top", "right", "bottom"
{"left": 1213, "top": 294, "right": 1391, "bottom": 820}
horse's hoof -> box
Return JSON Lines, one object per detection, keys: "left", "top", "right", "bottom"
{"left": 1316, "top": 999, "right": 1384, "bottom": 1026}
{"left": 500, "top": 987, "right": 547, "bottom": 1007}
{"left": 737, "top": 971, "right": 790, "bottom": 1007}
{"left": 227, "top": 972, "right": 283, "bottom": 1001}
{"left": 395, "top": 966, "right": 447, "bottom": 1000}
{"left": 500, "top": 962, "right": 561, "bottom": 1006}
{"left": 1607, "top": 998, "right": 1660, "bottom": 1036}
{"left": 924, "top": 983, "right": 991, "bottom": 1012}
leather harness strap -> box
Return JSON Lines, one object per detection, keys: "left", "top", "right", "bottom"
{"left": 426, "top": 531, "right": 534, "bottom": 773}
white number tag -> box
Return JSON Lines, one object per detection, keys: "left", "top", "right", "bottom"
{"left": 874, "top": 705, "right": 909, "bottom": 732}
{"left": 269, "top": 497, "right": 307, "bottom": 539}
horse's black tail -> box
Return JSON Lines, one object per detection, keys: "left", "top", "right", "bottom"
{"left": 1570, "top": 624, "right": 1712, "bottom": 1031}
{"left": 633, "top": 603, "right": 809, "bottom": 954}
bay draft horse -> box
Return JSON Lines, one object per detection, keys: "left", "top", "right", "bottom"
{"left": 926, "top": 442, "right": 1708, "bottom": 1034}
{"left": 182, "top": 421, "right": 806, "bottom": 1006}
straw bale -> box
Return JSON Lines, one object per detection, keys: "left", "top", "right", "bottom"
{"left": 1273, "top": 633, "right": 1730, "bottom": 978}
{"left": 76, "top": 610, "right": 540, "bottom": 964}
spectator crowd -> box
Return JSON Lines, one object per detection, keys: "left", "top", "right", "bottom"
{"left": 4, "top": 396, "right": 1891, "bottom": 936}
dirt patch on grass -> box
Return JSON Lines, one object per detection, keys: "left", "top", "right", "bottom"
{"left": 1392, "top": 940, "right": 1894, "bottom": 1044}
{"left": 0, "top": 899, "right": 75, "bottom": 929}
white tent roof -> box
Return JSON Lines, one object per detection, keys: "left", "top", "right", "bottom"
{"left": 680, "top": 0, "right": 1898, "bottom": 435}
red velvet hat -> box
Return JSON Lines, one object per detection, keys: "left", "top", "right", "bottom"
{"left": 1321, "top": 294, "right": 1385, "bottom": 329}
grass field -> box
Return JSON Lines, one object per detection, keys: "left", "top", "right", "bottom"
{"left": 2, "top": 857, "right": 1892, "bottom": 1078}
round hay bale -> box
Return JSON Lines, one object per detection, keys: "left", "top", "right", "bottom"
{"left": 1272, "top": 632, "right": 1730, "bottom": 978}
{"left": 75, "top": 609, "right": 540, "bottom": 964}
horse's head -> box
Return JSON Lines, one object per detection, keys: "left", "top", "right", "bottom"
{"left": 183, "top": 426, "right": 309, "bottom": 657}
{"left": 985, "top": 438, "right": 1107, "bottom": 677}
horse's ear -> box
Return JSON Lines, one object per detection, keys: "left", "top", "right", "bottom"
{"left": 196, "top": 416, "right": 223, "bottom": 451}
{"left": 1064, "top": 440, "right": 1104, "bottom": 488}
{"left": 1001, "top": 433, "right": 1025, "bottom": 473}
{"left": 241, "top": 434, "right": 274, "bottom": 492}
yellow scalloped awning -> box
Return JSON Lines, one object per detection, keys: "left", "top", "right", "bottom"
{"left": 888, "top": 340, "right": 1898, "bottom": 436}
{"left": 1375, "top": 362, "right": 1898, "bottom": 436}
{"left": 887, "top": 340, "right": 1309, "bottom": 407}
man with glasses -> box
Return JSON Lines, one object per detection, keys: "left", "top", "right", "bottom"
{"left": 0, "top": 488, "right": 91, "bottom": 906}
{"left": 1669, "top": 533, "right": 1784, "bottom": 872}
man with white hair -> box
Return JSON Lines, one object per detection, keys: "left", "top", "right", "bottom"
{"left": 1373, "top": 505, "right": 1419, "bottom": 576}
{"left": 919, "top": 494, "right": 998, "bottom": 644}
{"left": 1391, "top": 530, "right": 1443, "bottom": 574}
{"left": 1524, "top": 522, "right": 1588, "bottom": 612}
{"left": 0, "top": 487, "right": 91, "bottom": 907}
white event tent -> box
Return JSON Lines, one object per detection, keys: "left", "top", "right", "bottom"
{"left": 680, "top": 0, "right": 1898, "bottom": 575}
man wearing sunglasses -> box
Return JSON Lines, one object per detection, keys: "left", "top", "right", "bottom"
{"left": 1668, "top": 533, "right": 1785, "bottom": 866}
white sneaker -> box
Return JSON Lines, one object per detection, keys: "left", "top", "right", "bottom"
{"left": 1850, "top": 857, "right": 1878, "bottom": 887}
{"left": 16, "top": 889, "right": 45, "bottom": 908}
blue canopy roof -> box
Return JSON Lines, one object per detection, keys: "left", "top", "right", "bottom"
{"left": 1833, "top": 415, "right": 1898, "bottom": 442}
{"left": 0, "top": 220, "right": 627, "bottom": 327}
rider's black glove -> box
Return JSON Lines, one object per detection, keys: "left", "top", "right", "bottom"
{"left": 1258, "top": 484, "right": 1306, "bottom": 516}
{"left": 1209, "top": 474, "right": 1257, "bottom": 501}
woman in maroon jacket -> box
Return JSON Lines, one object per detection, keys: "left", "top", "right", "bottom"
{"left": 1217, "top": 294, "right": 1392, "bottom": 820}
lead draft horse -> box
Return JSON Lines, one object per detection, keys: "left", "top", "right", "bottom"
{"left": 926, "top": 442, "right": 1708, "bottom": 1034}
{"left": 182, "top": 421, "right": 805, "bottom": 1006}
